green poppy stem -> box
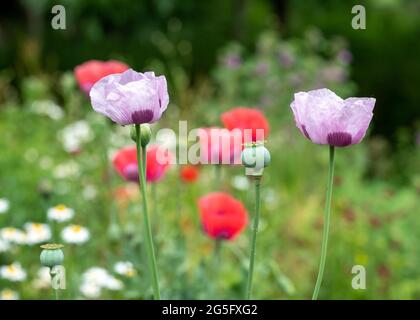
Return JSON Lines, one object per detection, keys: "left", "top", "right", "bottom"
{"left": 135, "top": 124, "right": 161, "bottom": 300}
{"left": 312, "top": 145, "right": 335, "bottom": 300}
{"left": 245, "top": 176, "right": 262, "bottom": 299}
{"left": 214, "top": 164, "right": 222, "bottom": 189}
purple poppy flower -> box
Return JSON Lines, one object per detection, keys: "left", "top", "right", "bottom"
{"left": 290, "top": 88, "right": 375, "bottom": 147}
{"left": 89, "top": 69, "right": 169, "bottom": 125}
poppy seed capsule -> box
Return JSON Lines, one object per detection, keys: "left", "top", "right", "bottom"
{"left": 241, "top": 145, "right": 271, "bottom": 169}
{"left": 40, "top": 244, "right": 64, "bottom": 268}
{"left": 140, "top": 124, "right": 152, "bottom": 147}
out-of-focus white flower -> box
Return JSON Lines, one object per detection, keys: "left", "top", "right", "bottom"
{"left": 80, "top": 267, "right": 123, "bottom": 298}
{"left": 53, "top": 161, "right": 80, "bottom": 179}
{"left": 0, "top": 227, "right": 26, "bottom": 245}
{"left": 58, "top": 120, "right": 93, "bottom": 153}
{"left": 0, "top": 263, "right": 27, "bottom": 282}
{"left": 82, "top": 185, "right": 98, "bottom": 200}
{"left": 0, "top": 238, "right": 11, "bottom": 253}
{"left": 264, "top": 188, "right": 279, "bottom": 207}
{"left": 231, "top": 175, "right": 250, "bottom": 191}
{"left": 109, "top": 126, "right": 131, "bottom": 148}
{"left": 30, "top": 100, "right": 64, "bottom": 120}
{"left": 80, "top": 282, "right": 101, "bottom": 298}
{"left": 114, "top": 261, "right": 136, "bottom": 277}
{"left": 61, "top": 225, "right": 90, "bottom": 244}
{"left": 47, "top": 205, "right": 74, "bottom": 223}
{"left": 0, "top": 289, "right": 19, "bottom": 300}
{"left": 0, "top": 198, "right": 10, "bottom": 214}
{"left": 32, "top": 267, "right": 51, "bottom": 289}
{"left": 103, "top": 277, "right": 123, "bottom": 290}
{"left": 23, "top": 223, "right": 51, "bottom": 245}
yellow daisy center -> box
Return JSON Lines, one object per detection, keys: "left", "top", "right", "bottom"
{"left": 2, "top": 290, "right": 14, "bottom": 299}
{"left": 71, "top": 225, "right": 82, "bottom": 233}
{"left": 32, "top": 223, "right": 43, "bottom": 231}
{"left": 55, "top": 205, "right": 67, "bottom": 211}
{"left": 7, "top": 265, "right": 16, "bottom": 273}
{"left": 125, "top": 269, "right": 136, "bottom": 277}
{"left": 4, "top": 228, "right": 16, "bottom": 235}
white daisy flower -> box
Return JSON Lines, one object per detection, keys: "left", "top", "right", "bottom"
{"left": 0, "top": 289, "right": 19, "bottom": 300}
{"left": 0, "top": 227, "right": 26, "bottom": 244}
{"left": 58, "top": 120, "right": 93, "bottom": 153}
{"left": 0, "top": 198, "right": 10, "bottom": 214}
{"left": 61, "top": 225, "right": 90, "bottom": 244}
{"left": 47, "top": 204, "right": 75, "bottom": 223}
{"left": 32, "top": 267, "right": 51, "bottom": 289}
{"left": 0, "top": 262, "right": 27, "bottom": 282}
{"left": 30, "top": 100, "right": 64, "bottom": 120}
{"left": 53, "top": 161, "right": 80, "bottom": 179}
{"left": 231, "top": 175, "right": 250, "bottom": 191}
{"left": 114, "top": 261, "right": 136, "bottom": 277}
{"left": 80, "top": 267, "right": 123, "bottom": 298}
{"left": 80, "top": 282, "right": 101, "bottom": 299}
{"left": 0, "top": 238, "right": 11, "bottom": 253}
{"left": 102, "top": 277, "right": 123, "bottom": 290}
{"left": 24, "top": 223, "right": 51, "bottom": 245}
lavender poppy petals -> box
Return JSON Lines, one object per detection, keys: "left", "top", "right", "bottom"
{"left": 90, "top": 68, "right": 169, "bottom": 126}
{"left": 290, "top": 88, "right": 375, "bottom": 147}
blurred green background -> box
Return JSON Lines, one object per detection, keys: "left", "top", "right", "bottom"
{"left": 0, "top": 0, "right": 419, "bottom": 300}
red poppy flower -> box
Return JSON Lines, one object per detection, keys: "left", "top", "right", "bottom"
{"left": 113, "top": 145, "right": 173, "bottom": 183}
{"left": 180, "top": 165, "right": 200, "bottom": 183}
{"left": 146, "top": 145, "right": 173, "bottom": 182}
{"left": 198, "top": 192, "right": 248, "bottom": 240}
{"left": 221, "top": 107, "right": 270, "bottom": 143}
{"left": 74, "top": 60, "right": 129, "bottom": 95}
{"left": 198, "top": 128, "right": 242, "bottom": 165}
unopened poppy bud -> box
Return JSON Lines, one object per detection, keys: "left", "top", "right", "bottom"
{"left": 130, "top": 126, "right": 137, "bottom": 143}
{"left": 131, "top": 124, "right": 152, "bottom": 147}
{"left": 140, "top": 124, "right": 152, "bottom": 147}
{"left": 241, "top": 145, "right": 271, "bottom": 169}
{"left": 40, "top": 244, "right": 64, "bottom": 268}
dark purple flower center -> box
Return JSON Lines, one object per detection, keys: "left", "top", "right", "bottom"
{"left": 301, "top": 125, "right": 311, "bottom": 140}
{"left": 216, "top": 230, "right": 231, "bottom": 240}
{"left": 124, "top": 164, "right": 139, "bottom": 182}
{"left": 131, "top": 109, "right": 154, "bottom": 124}
{"left": 327, "top": 131, "right": 352, "bottom": 147}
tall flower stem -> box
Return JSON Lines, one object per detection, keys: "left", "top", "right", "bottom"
{"left": 245, "top": 176, "right": 262, "bottom": 299}
{"left": 212, "top": 238, "right": 222, "bottom": 297}
{"left": 312, "top": 145, "right": 335, "bottom": 300}
{"left": 214, "top": 165, "right": 222, "bottom": 189}
{"left": 135, "top": 124, "right": 161, "bottom": 300}
{"left": 151, "top": 182, "right": 158, "bottom": 232}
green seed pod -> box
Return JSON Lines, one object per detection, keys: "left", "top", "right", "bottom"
{"left": 241, "top": 145, "right": 271, "bottom": 169}
{"left": 140, "top": 124, "right": 152, "bottom": 147}
{"left": 130, "top": 126, "right": 137, "bottom": 143}
{"left": 40, "top": 244, "right": 64, "bottom": 268}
